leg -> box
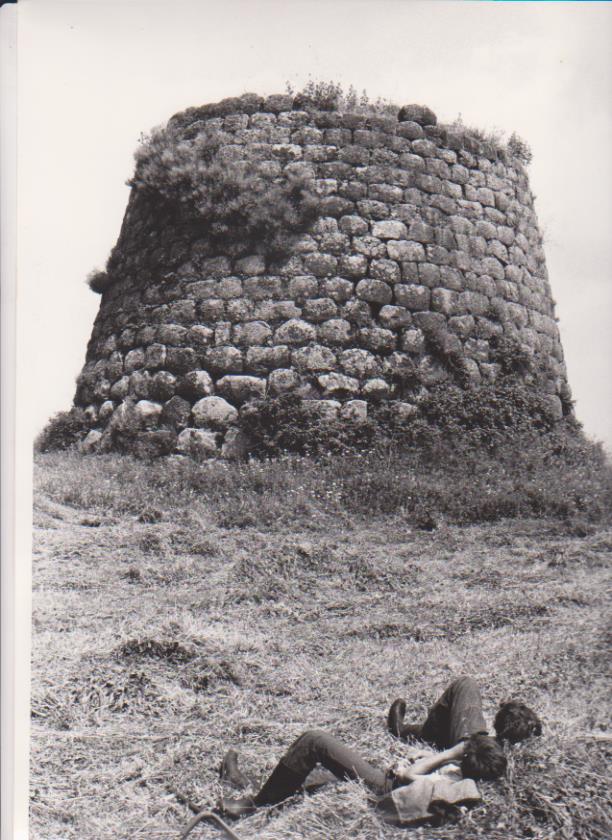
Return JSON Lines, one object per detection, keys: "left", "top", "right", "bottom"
{"left": 420, "top": 677, "right": 488, "bottom": 748}
{"left": 256, "top": 729, "right": 387, "bottom": 804}
{"left": 220, "top": 749, "right": 254, "bottom": 789}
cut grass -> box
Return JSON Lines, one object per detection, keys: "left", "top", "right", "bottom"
{"left": 30, "top": 452, "right": 611, "bottom": 839}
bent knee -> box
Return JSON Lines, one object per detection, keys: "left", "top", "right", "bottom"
{"left": 453, "top": 676, "right": 479, "bottom": 691}
{"left": 301, "top": 728, "right": 328, "bottom": 743}
{"left": 296, "top": 729, "right": 331, "bottom": 751}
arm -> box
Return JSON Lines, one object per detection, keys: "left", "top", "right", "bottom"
{"left": 393, "top": 742, "right": 465, "bottom": 784}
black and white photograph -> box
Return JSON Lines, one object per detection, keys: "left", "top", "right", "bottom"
{"left": 2, "top": 1, "right": 611, "bottom": 838}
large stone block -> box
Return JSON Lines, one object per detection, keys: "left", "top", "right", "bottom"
{"left": 394, "top": 284, "right": 430, "bottom": 310}
{"left": 432, "top": 288, "right": 461, "bottom": 316}
{"left": 217, "top": 277, "right": 243, "bottom": 300}
{"left": 356, "top": 279, "right": 393, "bottom": 305}
{"left": 80, "top": 429, "right": 103, "bottom": 454}
{"left": 268, "top": 368, "right": 300, "bottom": 394}
{"left": 340, "top": 399, "right": 368, "bottom": 423}
{"left": 318, "top": 373, "right": 360, "bottom": 397}
{"left": 135, "top": 400, "right": 163, "bottom": 429}
{"left": 356, "top": 200, "right": 390, "bottom": 220}
{"left": 252, "top": 300, "right": 302, "bottom": 321}
{"left": 149, "top": 371, "right": 177, "bottom": 401}
{"left": 396, "top": 120, "right": 425, "bottom": 140}
{"left": 318, "top": 318, "right": 352, "bottom": 345}
{"left": 392, "top": 401, "right": 418, "bottom": 422}
{"left": 339, "top": 348, "right": 380, "bottom": 378}
{"left": 245, "top": 345, "right": 290, "bottom": 372}
{"left": 401, "top": 328, "right": 426, "bottom": 354}
{"left": 292, "top": 345, "right": 337, "bottom": 372}
{"left": 338, "top": 214, "right": 369, "bottom": 235}
{"left": 362, "top": 377, "right": 390, "bottom": 399}
{"left": 106, "top": 351, "right": 124, "bottom": 381}
{"left": 288, "top": 275, "right": 319, "bottom": 300}
{"left": 341, "top": 299, "right": 373, "bottom": 325}
{"left": 417, "top": 357, "right": 449, "bottom": 385}
{"left": 369, "top": 183, "right": 403, "bottom": 203}
{"left": 206, "top": 345, "right": 244, "bottom": 374}
{"left": 244, "top": 276, "right": 284, "bottom": 299}
{"left": 372, "top": 220, "right": 408, "bottom": 240}
{"left": 216, "top": 375, "right": 266, "bottom": 405}
{"left": 338, "top": 254, "right": 368, "bottom": 279}
{"left": 448, "top": 315, "right": 476, "bottom": 339}
{"left": 124, "top": 348, "right": 145, "bottom": 373}
{"left": 178, "top": 370, "right": 214, "bottom": 399}
{"left": 187, "top": 325, "right": 214, "bottom": 347}
{"left": 412, "top": 311, "right": 447, "bottom": 333}
{"left": 398, "top": 104, "right": 437, "bottom": 126}
{"left": 160, "top": 395, "right": 191, "bottom": 431}
{"left": 351, "top": 239, "right": 386, "bottom": 263}
{"left": 145, "top": 343, "right": 166, "bottom": 370}
{"left": 198, "top": 299, "right": 225, "bottom": 321}
{"left": 321, "top": 277, "right": 354, "bottom": 302}
{"left": 110, "top": 376, "right": 130, "bottom": 401}
{"left": 128, "top": 371, "right": 151, "bottom": 399}
{"left": 301, "top": 399, "right": 341, "bottom": 422}
{"left": 303, "top": 252, "right": 338, "bottom": 277}
{"left": 192, "top": 396, "right": 238, "bottom": 429}
{"left": 233, "top": 320, "right": 273, "bottom": 347}
{"left": 359, "top": 327, "right": 396, "bottom": 354}
{"left": 274, "top": 318, "right": 317, "bottom": 345}
{"left": 303, "top": 298, "right": 338, "bottom": 322}
{"left": 379, "top": 305, "right": 413, "bottom": 330}
{"left": 370, "top": 259, "right": 401, "bottom": 284}
{"left": 387, "top": 240, "right": 425, "bottom": 262}
{"left": 166, "top": 347, "right": 198, "bottom": 373}
{"left": 176, "top": 428, "right": 219, "bottom": 460}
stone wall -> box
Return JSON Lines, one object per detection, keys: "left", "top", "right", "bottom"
{"left": 74, "top": 93, "right": 570, "bottom": 457}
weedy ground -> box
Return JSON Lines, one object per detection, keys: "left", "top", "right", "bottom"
{"left": 31, "top": 450, "right": 611, "bottom": 840}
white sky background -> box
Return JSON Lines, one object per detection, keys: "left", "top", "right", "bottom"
{"left": 17, "top": 0, "right": 612, "bottom": 449}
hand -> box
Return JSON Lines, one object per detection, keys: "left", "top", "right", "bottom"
{"left": 407, "top": 750, "right": 431, "bottom": 762}
{"left": 390, "top": 759, "right": 415, "bottom": 782}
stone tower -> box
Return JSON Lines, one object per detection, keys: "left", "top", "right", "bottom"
{"left": 75, "top": 92, "right": 570, "bottom": 457}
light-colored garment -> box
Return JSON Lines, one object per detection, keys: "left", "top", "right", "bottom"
{"left": 384, "top": 774, "right": 480, "bottom": 825}
{"left": 376, "top": 753, "right": 481, "bottom": 826}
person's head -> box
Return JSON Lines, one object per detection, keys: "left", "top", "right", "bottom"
{"left": 460, "top": 734, "right": 507, "bottom": 781}
{"left": 494, "top": 701, "right": 542, "bottom": 744}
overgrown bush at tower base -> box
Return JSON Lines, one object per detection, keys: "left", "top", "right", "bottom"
{"left": 238, "top": 380, "right": 569, "bottom": 459}
{"left": 34, "top": 408, "right": 90, "bottom": 453}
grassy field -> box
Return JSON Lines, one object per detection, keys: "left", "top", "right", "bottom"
{"left": 30, "top": 449, "right": 611, "bottom": 840}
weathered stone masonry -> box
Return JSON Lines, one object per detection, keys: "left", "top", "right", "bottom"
{"left": 75, "top": 93, "right": 570, "bottom": 457}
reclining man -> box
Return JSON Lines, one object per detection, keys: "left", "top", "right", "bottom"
{"left": 220, "top": 676, "right": 542, "bottom": 821}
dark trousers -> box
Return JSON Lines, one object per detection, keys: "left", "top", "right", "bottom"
{"left": 418, "top": 676, "right": 488, "bottom": 748}
{"left": 254, "top": 729, "right": 387, "bottom": 805}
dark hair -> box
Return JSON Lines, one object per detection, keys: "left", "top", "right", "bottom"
{"left": 460, "top": 734, "right": 507, "bottom": 781}
{"left": 494, "top": 701, "right": 542, "bottom": 744}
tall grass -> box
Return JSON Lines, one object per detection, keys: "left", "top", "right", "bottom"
{"left": 36, "top": 431, "right": 612, "bottom": 533}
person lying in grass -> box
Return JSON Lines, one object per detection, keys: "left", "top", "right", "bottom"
{"left": 219, "top": 676, "right": 542, "bottom": 821}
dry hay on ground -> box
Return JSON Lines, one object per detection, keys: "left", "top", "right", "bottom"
{"left": 30, "top": 454, "right": 611, "bottom": 839}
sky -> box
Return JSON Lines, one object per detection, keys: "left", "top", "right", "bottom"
{"left": 16, "top": 0, "right": 612, "bottom": 449}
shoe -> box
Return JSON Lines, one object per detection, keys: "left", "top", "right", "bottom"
{"left": 387, "top": 698, "right": 407, "bottom": 737}
{"left": 220, "top": 749, "right": 252, "bottom": 789}
{"left": 218, "top": 794, "right": 257, "bottom": 819}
